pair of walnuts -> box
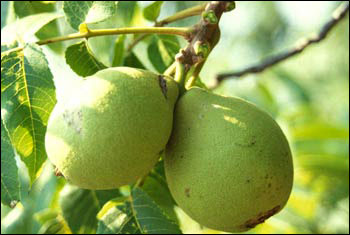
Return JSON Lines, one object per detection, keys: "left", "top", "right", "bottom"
{"left": 45, "top": 67, "right": 293, "bottom": 233}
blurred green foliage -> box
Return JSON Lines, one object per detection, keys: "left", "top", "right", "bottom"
{"left": 1, "top": 1, "right": 349, "bottom": 234}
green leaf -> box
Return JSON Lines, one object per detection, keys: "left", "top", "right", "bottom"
{"left": 131, "top": 187, "right": 182, "bottom": 234}
{"left": 256, "top": 81, "right": 278, "bottom": 117}
{"left": 148, "top": 35, "right": 180, "bottom": 73}
{"left": 1, "top": 1, "right": 10, "bottom": 29}
{"left": 143, "top": 1, "right": 164, "bottom": 22}
{"left": 124, "top": 52, "right": 146, "bottom": 70}
{"left": 65, "top": 40, "right": 107, "bottom": 77}
{"left": 292, "top": 122, "right": 349, "bottom": 140}
{"left": 13, "top": 1, "right": 63, "bottom": 53}
{"left": 274, "top": 69, "right": 311, "bottom": 103}
{"left": 35, "top": 209, "right": 60, "bottom": 226}
{"left": 1, "top": 12, "right": 62, "bottom": 46}
{"left": 298, "top": 154, "right": 349, "bottom": 181}
{"left": 38, "top": 218, "right": 68, "bottom": 234}
{"left": 1, "top": 44, "right": 57, "bottom": 184}
{"left": 112, "top": 35, "right": 126, "bottom": 67}
{"left": 63, "top": 1, "right": 118, "bottom": 30}
{"left": 97, "top": 188, "right": 182, "bottom": 234}
{"left": 141, "top": 176, "right": 178, "bottom": 223}
{"left": 152, "top": 159, "right": 167, "bottom": 182}
{"left": 294, "top": 139, "right": 348, "bottom": 157}
{"left": 1, "top": 44, "right": 18, "bottom": 54}
{"left": 1, "top": 205, "right": 36, "bottom": 234}
{"left": 97, "top": 199, "right": 141, "bottom": 234}
{"left": 116, "top": 1, "right": 138, "bottom": 26}
{"left": 148, "top": 37, "right": 167, "bottom": 73}
{"left": 35, "top": 209, "right": 71, "bottom": 234}
{"left": 95, "top": 189, "right": 123, "bottom": 207}
{"left": 2, "top": 1, "right": 17, "bottom": 30}
{"left": 13, "top": 1, "right": 56, "bottom": 18}
{"left": 2, "top": 163, "right": 62, "bottom": 233}
{"left": 1, "top": 118, "right": 20, "bottom": 207}
{"left": 60, "top": 185, "right": 120, "bottom": 234}
{"left": 157, "top": 35, "right": 180, "bottom": 65}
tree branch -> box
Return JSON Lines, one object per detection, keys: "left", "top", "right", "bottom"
{"left": 214, "top": 2, "right": 349, "bottom": 86}
{"left": 174, "top": 1, "right": 235, "bottom": 89}
{"left": 177, "top": 2, "right": 232, "bottom": 68}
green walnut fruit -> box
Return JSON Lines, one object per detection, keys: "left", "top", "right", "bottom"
{"left": 165, "top": 88, "right": 293, "bottom": 233}
{"left": 46, "top": 67, "right": 178, "bottom": 190}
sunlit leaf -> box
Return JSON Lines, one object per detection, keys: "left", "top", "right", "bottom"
{"left": 63, "top": 1, "right": 118, "bottom": 30}
{"left": 13, "top": 1, "right": 62, "bottom": 52}
{"left": 1, "top": 12, "right": 62, "bottom": 46}
{"left": 1, "top": 44, "right": 57, "bottom": 183}
{"left": 97, "top": 198, "right": 141, "bottom": 234}
{"left": 35, "top": 209, "right": 72, "bottom": 234}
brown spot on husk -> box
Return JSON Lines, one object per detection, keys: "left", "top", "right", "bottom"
{"left": 243, "top": 205, "right": 281, "bottom": 229}
{"left": 54, "top": 167, "right": 64, "bottom": 177}
{"left": 185, "top": 188, "right": 191, "bottom": 198}
{"left": 158, "top": 75, "right": 168, "bottom": 99}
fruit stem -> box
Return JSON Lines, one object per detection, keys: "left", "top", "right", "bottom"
{"left": 156, "top": 3, "right": 207, "bottom": 26}
{"left": 1, "top": 26, "right": 192, "bottom": 57}
{"left": 127, "top": 3, "right": 207, "bottom": 52}
{"left": 185, "top": 62, "right": 204, "bottom": 89}
{"left": 164, "top": 62, "right": 177, "bottom": 77}
{"left": 185, "top": 27, "right": 222, "bottom": 89}
{"left": 174, "top": 61, "right": 187, "bottom": 95}
{"left": 38, "top": 27, "right": 191, "bottom": 45}
{"left": 135, "top": 177, "right": 146, "bottom": 188}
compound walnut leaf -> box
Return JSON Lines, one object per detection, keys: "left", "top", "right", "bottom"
{"left": 1, "top": 43, "right": 57, "bottom": 184}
